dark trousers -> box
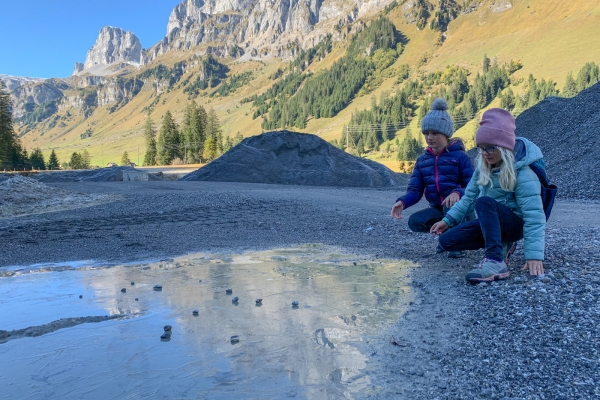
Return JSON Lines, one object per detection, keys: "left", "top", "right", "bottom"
{"left": 438, "top": 196, "right": 524, "bottom": 262}
{"left": 408, "top": 205, "right": 447, "bottom": 233}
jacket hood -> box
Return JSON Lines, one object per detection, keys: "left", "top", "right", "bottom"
{"left": 514, "top": 137, "right": 543, "bottom": 169}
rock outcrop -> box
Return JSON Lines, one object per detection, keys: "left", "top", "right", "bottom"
{"left": 0, "top": 75, "right": 44, "bottom": 92}
{"left": 143, "top": 0, "right": 394, "bottom": 64}
{"left": 9, "top": 82, "right": 64, "bottom": 119}
{"left": 73, "top": 27, "right": 142, "bottom": 76}
{"left": 180, "top": 130, "right": 406, "bottom": 187}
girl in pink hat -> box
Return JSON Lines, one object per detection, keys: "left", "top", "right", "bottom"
{"left": 430, "top": 108, "right": 546, "bottom": 282}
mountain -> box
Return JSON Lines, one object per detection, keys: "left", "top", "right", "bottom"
{"left": 9, "top": 0, "right": 600, "bottom": 167}
{"left": 0, "top": 75, "right": 44, "bottom": 92}
{"left": 73, "top": 26, "right": 142, "bottom": 76}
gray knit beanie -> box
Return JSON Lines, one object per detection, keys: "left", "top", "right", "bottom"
{"left": 421, "top": 98, "right": 454, "bottom": 138}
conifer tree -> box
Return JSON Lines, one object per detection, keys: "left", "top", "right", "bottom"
{"left": 562, "top": 71, "right": 577, "bottom": 98}
{"left": 47, "top": 149, "right": 60, "bottom": 170}
{"left": 70, "top": 152, "right": 83, "bottom": 170}
{"left": 143, "top": 116, "right": 157, "bottom": 166}
{"left": 0, "top": 81, "right": 20, "bottom": 169}
{"left": 121, "top": 151, "right": 131, "bottom": 165}
{"left": 157, "top": 111, "right": 181, "bottom": 165}
{"left": 29, "top": 148, "right": 46, "bottom": 170}
{"left": 81, "top": 149, "right": 91, "bottom": 169}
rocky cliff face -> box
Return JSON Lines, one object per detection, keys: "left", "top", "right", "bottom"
{"left": 73, "top": 27, "right": 142, "bottom": 76}
{"left": 10, "top": 82, "right": 64, "bottom": 118}
{"left": 0, "top": 75, "right": 45, "bottom": 92}
{"left": 143, "top": 0, "right": 395, "bottom": 64}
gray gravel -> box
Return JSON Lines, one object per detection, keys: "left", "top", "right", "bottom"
{"left": 1, "top": 180, "right": 598, "bottom": 399}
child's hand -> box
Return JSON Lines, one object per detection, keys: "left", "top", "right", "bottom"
{"left": 522, "top": 260, "right": 544, "bottom": 276}
{"left": 391, "top": 201, "right": 404, "bottom": 219}
{"left": 430, "top": 220, "right": 448, "bottom": 235}
{"left": 442, "top": 192, "right": 460, "bottom": 208}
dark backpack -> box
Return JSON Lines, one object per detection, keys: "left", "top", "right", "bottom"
{"left": 528, "top": 158, "right": 557, "bottom": 221}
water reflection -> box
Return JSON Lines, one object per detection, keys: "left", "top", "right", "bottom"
{"left": 0, "top": 245, "right": 414, "bottom": 399}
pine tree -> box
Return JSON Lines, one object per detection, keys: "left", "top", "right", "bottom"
{"left": 81, "top": 149, "right": 91, "bottom": 169}
{"left": 0, "top": 81, "right": 19, "bottom": 169}
{"left": 206, "top": 108, "right": 222, "bottom": 158}
{"left": 562, "top": 71, "right": 577, "bottom": 98}
{"left": 143, "top": 117, "right": 157, "bottom": 166}
{"left": 121, "top": 151, "right": 131, "bottom": 165}
{"left": 157, "top": 111, "right": 181, "bottom": 165}
{"left": 47, "top": 149, "right": 60, "bottom": 170}
{"left": 70, "top": 152, "right": 83, "bottom": 170}
{"left": 29, "top": 148, "right": 46, "bottom": 170}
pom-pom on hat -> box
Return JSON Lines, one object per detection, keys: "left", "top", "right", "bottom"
{"left": 421, "top": 98, "right": 454, "bottom": 138}
{"left": 475, "top": 108, "right": 516, "bottom": 150}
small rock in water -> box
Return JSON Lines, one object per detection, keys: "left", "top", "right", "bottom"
{"left": 79, "top": 295, "right": 83, "bottom": 299}
{"left": 130, "top": 281, "right": 135, "bottom": 286}
{"left": 198, "top": 279, "right": 202, "bottom": 283}
{"left": 121, "top": 288, "right": 126, "bottom": 293}
{"left": 226, "top": 288, "right": 233, "bottom": 295}
{"left": 153, "top": 284, "right": 162, "bottom": 291}
{"left": 160, "top": 333, "right": 171, "bottom": 341}
{"left": 164, "top": 325, "right": 172, "bottom": 332}
{"left": 135, "top": 298, "right": 139, "bottom": 301}
{"left": 255, "top": 298, "right": 263, "bottom": 305}
{"left": 192, "top": 309, "right": 199, "bottom": 316}
{"left": 232, "top": 296, "right": 239, "bottom": 303}
{"left": 292, "top": 300, "right": 300, "bottom": 307}
{"left": 230, "top": 335, "right": 240, "bottom": 344}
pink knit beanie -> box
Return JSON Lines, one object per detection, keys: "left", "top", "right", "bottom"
{"left": 475, "top": 108, "right": 516, "bottom": 150}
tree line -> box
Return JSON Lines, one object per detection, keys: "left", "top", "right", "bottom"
{"left": 143, "top": 101, "right": 243, "bottom": 166}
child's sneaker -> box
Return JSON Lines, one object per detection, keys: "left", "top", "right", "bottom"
{"left": 465, "top": 259, "right": 510, "bottom": 283}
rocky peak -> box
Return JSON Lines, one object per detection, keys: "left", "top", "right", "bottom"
{"left": 0, "top": 75, "right": 45, "bottom": 92}
{"left": 73, "top": 26, "right": 142, "bottom": 75}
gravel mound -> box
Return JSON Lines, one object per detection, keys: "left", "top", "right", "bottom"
{"left": 515, "top": 82, "right": 600, "bottom": 200}
{"left": 35, "top": 166, "right": 156, "bottom": 183}
{"left": 0, "top": 175, "right": 115, "bottom": 217}
{"left": 180, "top": 130, "right": 407, "bottom": 187}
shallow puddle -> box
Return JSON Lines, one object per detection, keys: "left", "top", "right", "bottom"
{"left": 0, "top": 245, "right": 414, "bottom": 399}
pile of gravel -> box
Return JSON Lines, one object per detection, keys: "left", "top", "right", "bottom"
{"left": 0, "top": 175, "right": 115, "bottom": 217}
{"left": 34, "top": 166, "right": 152, "bottom": 183}
{"left": 515, "top": 82, "right": 600, "bottom": 200}
{"left": 180, "top": 130, "right": 407, "bottom": 187}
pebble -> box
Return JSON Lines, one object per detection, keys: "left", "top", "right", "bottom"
{"left": 226, "top": 288, "right": 233, "bottom": 294}
{"left": 160, "top": 333, "right": 171, "bottom": 341}
{"left": 130, "top": 281, "right": 135, "bottom": 286}
{"left": 135, "top": 298, "right": 138, "bottom": 301}
{"left": 255, "top": 298, "right": 263, "bottom": 305}
{"left": 79, "top": 295, "right": 83, "bottom": 299}
{"left": 230, "top": 335, "right": 240, "bottom": 344}
{"left": 292, "top": 300, "right": 299, "bottom": 307}
{"left": 232, "top": 296, "right": 239, "bottom": 303}
{"left": 121, "top": 288, "right": 126, "bottom": 293}
{"left": 153, "top": 284, "right": 162, "bottom": 291}
{"left": 542, "top": 277, "right": 552, "bottom": 283}
{"left": 198, "top": 279, "right": 202, "bottom": 283}
{"left": 164, "top": 325, "right": 172, "bottom": 332}
{"left": 192, "top": 309, "right": 199, "bottom": 316}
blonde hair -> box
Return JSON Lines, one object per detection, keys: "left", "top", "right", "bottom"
{"left": 476, "top": 147, "right": 517, "bottom": 192}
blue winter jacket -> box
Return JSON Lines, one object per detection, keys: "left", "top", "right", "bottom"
{"left": 396, "top": 139, "right": 474, "bottom": 209}
{"left": 445, "top": 137, "right": 546, "bottom": 260}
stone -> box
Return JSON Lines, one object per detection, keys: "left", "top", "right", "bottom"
{"left": 121, "top": 288, "right": 126, "bottom": 293}
{"left": 79, "top": 295, "right": 83, "bottom": 299}
{"left": 232, "top": 296, "right": 239, "bottom": 303}
{"left": 292, "top": 300, "right": 299, "bottom": 307}
{"left": 164, "top": 325, "right": 172, "bottom": 332}
{"left": 230, "top": 335, "right": 240, "bottom": 344}
{"left": 192, "top": 309, "right": 199, "bottom": 316}
{"left": 154, "top": 284, "right": 162, "bottom": 291}
{"left": 160, "top": 333, "right": 171, "bottom": 341}
{"left": 131, "top": 281, "right": 135, "bottom": 285}
{"left": 226, "top": 288, "right": 233, "bottom": 294}
{"left": 255, "top": 298, "right": 263, "bottom": 305}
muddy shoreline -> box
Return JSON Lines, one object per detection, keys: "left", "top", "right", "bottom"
{"left": 2, "top": 180, "right": 599, "bottom": 398}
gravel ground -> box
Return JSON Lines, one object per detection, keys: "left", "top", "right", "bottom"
{"left": 1, "top": 181, "right": 598, "bottom": 398}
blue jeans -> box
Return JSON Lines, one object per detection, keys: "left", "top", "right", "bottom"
{"left": 408, "top": 206, "right": 447, "bottom": 233}
{"left": 438, "top": 196, "right": 524, "bottom": 262}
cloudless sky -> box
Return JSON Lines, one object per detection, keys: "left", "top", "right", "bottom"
{"left": 1, "top": 0, "right": 182, "bottom": 78}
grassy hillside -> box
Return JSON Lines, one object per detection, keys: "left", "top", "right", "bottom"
{"left": 16, "top": 0, "right": 600, "bottom": 168}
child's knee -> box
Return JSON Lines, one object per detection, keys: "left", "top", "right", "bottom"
{"left": 475, "top": 196, "right": 495, "bottom": 211}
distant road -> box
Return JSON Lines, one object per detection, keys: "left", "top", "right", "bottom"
{"left": 136, "top": 164, "right": 204, "bottom": 175}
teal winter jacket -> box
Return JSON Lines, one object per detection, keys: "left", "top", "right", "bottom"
{"left": 445, "top": 137, "right": 546, "bottom": 260}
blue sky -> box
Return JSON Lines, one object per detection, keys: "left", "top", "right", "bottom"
{"left": 1, "top": 0, "right": 182, "bottom": 78}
